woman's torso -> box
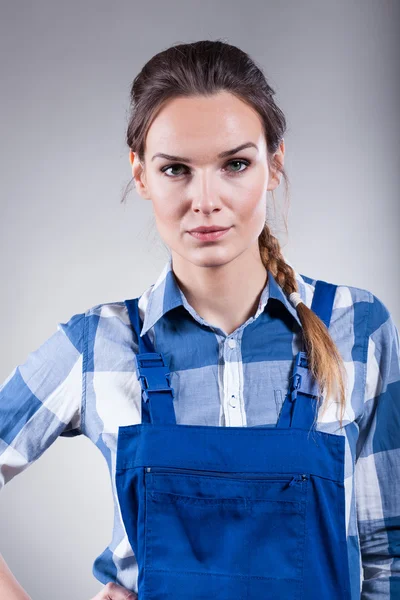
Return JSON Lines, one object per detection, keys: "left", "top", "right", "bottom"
{"left": 80, "top": 258, "right": 374, "bottom": 598}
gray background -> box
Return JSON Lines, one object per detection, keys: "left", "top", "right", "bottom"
{"left": 0, "top": 1, "right": 399, "bottom": 598}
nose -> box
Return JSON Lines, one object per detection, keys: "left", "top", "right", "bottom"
{"left": 191, "top": 172, "right": 223, "bottom": 215}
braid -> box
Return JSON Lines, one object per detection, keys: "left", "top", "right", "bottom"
{"left": 259, "top": 224, "right": 347, "bottom": 430}
{"left": 258, "top": 226, "right": 297, "bottom": 295}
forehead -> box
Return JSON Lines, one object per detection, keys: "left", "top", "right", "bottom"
{"left": 144, "top": 91, "right": 265, "bottom": 157}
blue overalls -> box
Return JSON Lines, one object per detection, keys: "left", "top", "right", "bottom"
{"left": 115, "top": 279, "right": 352, "bottom": 599}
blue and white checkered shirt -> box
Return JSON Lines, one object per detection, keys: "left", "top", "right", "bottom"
{"left": 1, "top": 255, "right": 399, "bottom": 599}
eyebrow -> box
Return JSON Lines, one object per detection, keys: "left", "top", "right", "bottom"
{"left": 151, "top": 142, "right": 258, "bottom": 162}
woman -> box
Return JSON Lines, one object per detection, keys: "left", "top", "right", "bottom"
{"left": 1, "top": 40, "right": 399, "bottom": 600}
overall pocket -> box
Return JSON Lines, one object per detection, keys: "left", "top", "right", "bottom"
{"left": 144, "top": 467, "right": 308, "bottom": 585}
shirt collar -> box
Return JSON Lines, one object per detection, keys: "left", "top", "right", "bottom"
{"left": 140, "top": 254, "right": 304, "bottom": 337}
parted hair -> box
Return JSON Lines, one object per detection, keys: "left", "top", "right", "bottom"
{"left": 121, "top": 39, "right": 347, "bottom": 430}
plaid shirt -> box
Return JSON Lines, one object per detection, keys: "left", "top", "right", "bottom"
{"left": 1, "top": 255, "right": 399, "bottom": 599}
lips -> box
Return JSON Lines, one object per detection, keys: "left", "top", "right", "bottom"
{"left": 189, "top": 226, "right": 230, "bottom": 233}
{"left": 188, "top": 227, "right": 231, "bottom": 242}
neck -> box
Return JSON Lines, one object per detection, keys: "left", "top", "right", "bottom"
{"left": 170, "top": 246, "right": 268, "bottom": 336}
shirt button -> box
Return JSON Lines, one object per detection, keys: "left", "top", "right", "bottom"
{"left": 229, "top": 395, "right": 236, "bottom": 408}
{"left": 228, "top": 339, "right": 236, "bottom": 348}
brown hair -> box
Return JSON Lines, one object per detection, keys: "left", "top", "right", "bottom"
{"left": 121, "top": 39, "right": 347, "bottom": 430}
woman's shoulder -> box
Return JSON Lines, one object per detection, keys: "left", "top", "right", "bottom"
{"left": 297, "top": 271, "right": 396, "bottom": 343}
{"left": 84, "top": 280, "right": 155, "bottom": 320}
{"left": 80, "top": 285, "right": 154, "bottom": 347}
{"left": 85, "top": 299, "right": 131, "bottom": 321}
{"left": 298, "top": 271, "right": 372, "bottom": 307}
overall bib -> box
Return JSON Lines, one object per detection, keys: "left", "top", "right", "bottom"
{"left": 115, "top": 280, "right": 352, "bottom": 599}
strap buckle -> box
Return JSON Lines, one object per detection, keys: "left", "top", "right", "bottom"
{"left": 134, "top": 352, "right": 174, "bottom": 403}
{"left": 289, "top": 351, "right": 320, "bottom": 402}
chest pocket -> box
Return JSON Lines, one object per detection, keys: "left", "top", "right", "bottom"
{"left": 143, "top": 466, "right": 309, "bottom": 599}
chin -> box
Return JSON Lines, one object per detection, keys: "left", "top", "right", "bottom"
{"left": 186, "top": 249, "right": 240, "bottom": 269}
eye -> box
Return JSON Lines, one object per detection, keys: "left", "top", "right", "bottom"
{"left": 161, "top": 164, "right": 189, "bottom": 178}
{"left": 225, "top": 159, "right": 250, "bottom": 174}
{"left": 160, "top": 159, "right": 251, "bottom": 178}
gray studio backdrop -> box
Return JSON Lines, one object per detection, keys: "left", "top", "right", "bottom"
{"left": 0, "top": 1, "right": 399, "bottom": 599}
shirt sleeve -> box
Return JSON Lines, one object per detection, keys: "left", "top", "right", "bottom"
{"left": 0, "top": 310, "right": 86, "bottom": 492}
{"left": 354, "top": 292, "right": 400, "bottom": 599}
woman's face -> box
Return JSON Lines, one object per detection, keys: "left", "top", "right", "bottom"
{"left": 130, "top": 91, "right": 284, "bottom": 269}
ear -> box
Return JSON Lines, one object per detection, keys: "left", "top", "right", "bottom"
{"left": 267, "top": 138, "right": 285, "bottom": 191}
{"left": 129, "top": 150, "right": 151, "bottom": 200}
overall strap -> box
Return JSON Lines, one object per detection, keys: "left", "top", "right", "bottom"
{"left": 124, "top": 297, "right": 176, "bottom": 425}
{"left": 310, "top": 280, "right": 337, "bottom": 330}
{"left": 277, "top": 280, "right": 337, "bottom": 430}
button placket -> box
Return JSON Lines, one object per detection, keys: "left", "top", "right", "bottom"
{"left": 224, "top": 336, "right": 243, "bottom": 426}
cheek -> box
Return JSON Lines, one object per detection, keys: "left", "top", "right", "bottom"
{"left": 237, "top": 188, "right": 266, "bottom": 223}
{"left": 152, "top": 199, "right": 183, "bottom": 235}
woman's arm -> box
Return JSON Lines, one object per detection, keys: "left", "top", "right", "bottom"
{"left": 0, "top": 311, "right": 86, "bottom": 599}
{"left": 355, "top": 292, "right": 400, "bottom": 598}
{"left": 0, "top": 310, "right": 86, "bottom": 489}
{"left": 0, "top": 553, "right": 32, "bottom": 600}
